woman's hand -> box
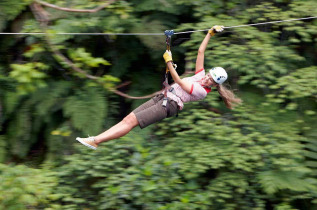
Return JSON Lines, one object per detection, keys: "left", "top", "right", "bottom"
{"left": 208, "top": 25, "right": 224, "bottom": 36}
{"left": 196, "top": 25, "right": 224, "bottom": 73}
{"left": 163, "top": 50, "right": 173, "bottom": 63}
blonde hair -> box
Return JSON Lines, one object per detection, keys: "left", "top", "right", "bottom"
{"left": 216, "top": 84, "right": 242, "bottom": 109}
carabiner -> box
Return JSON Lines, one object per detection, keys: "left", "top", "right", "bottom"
{"left": 164, "top": 30, "right": 174, "bottom": 50}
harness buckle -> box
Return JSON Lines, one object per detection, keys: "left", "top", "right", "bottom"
{"left": 162, "top": 97, "right": 168, "bottom": 107}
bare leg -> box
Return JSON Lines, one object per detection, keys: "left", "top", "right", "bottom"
{"left": 93, "top": 112, "right": 139, "bottom": 145}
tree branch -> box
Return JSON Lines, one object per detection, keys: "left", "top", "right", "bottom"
{"left": 47, "top": 38, "right": 163, "bottom": 99}
{"left": 30, "top": 2, "right": 164, "bottom": 100}
{"left": 112, "top": 89, "right": 162, "bottom": 100}
{"left": 30, "top": 1, "right": 50, "bottom": 25}
{"left": 34, "top": 0, "right": 117, "bottom": 13}
{"left": 29, "top": 2, "right": 196, "bottom": 100}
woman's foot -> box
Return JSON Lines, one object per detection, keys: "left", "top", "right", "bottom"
{"left": 76, "top": 136, "right": 98, "bottom": 150}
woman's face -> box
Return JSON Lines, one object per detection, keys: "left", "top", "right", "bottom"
{"left": 201, "top": 73, "right": 218, "bottom": 87}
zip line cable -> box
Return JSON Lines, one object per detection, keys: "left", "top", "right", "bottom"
{"left": 0, "top": 32, "right": 164, "bottom": 36}
{"left": 174, "top": 16, "right": 317, "bottom": 35}
{"left": 0, "top": 16, "right": 316, "bottom": 36}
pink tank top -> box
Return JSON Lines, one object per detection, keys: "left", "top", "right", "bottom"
{"left": 163, "top": 69, "right": 211, "bottom": 110}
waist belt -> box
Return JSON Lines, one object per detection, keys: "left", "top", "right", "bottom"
{"left": 162, "top": 82, "right": 180, "bottom": 117}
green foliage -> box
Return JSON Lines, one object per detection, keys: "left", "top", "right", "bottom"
{"left": 0, "top": 136, "right": 6, "bottom": 163}
{"left": 98, "top": 74, "right": 121, "bottom": 90}
{"left": 23, "top": 43, "right": 46, "bottom": 58}
{"left": 2, "top": 81, "right": 104, "bottom": 160}
{"left": 151, "top": 95, "right": 316, "bottom": 209}
{"left": 0, "top": 163, "right": 60, "bottom": 209}
{"left": 269, "top": 66, "right": 317, "bottom": 100}
{"left": 55, "top": 130, "right": 150, "bottom": 208}
{"left": 10, "top": 62, "right": 48, "bottom": 94}
{"left": 0, "top": 0, "right": 316, "bottom": 209}
{"left": 63, "top": 87, "right": 107, "bottom": 134}
{"left": 0, "top": 0, "right": 32, "bottom": 30}
{"left": 183, "top": 6, "right": 315, "bottom": 89}
{"left": 257, "top": 170, "right": 312, "bottom": 194}
{"left": 68, "top": 48, "right": 111, "bottom": 68}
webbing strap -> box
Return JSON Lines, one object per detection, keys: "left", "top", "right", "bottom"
{"left": 162, "top": 29, "right": 179, "bottom": 119}
{"left": 164, "top": 30, "right": 174, "bottom": 74}
{"left": 163, "top": 30, "right": 174, "bottom": 106}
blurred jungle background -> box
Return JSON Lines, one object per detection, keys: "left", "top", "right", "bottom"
{"left": 0, "top": 0, "right": 316, "bottom": 209}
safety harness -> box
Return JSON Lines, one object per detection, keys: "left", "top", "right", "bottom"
{"left": 162, "top": 30, "right": 179, "bottom": 116}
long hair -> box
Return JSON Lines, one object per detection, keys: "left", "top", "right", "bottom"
{"left": 216, "top": 84, "right": 242, "bottom": 109}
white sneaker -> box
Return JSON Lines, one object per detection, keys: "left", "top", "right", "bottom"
{"left": 76, "top": 136, "right": 98, "bottom": 150}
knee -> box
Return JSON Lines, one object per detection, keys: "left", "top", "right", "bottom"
{"left": 122, "top": 113, "right": 139, "bottom": 127}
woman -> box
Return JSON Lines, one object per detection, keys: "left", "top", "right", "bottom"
{"left": 76, "top": 25, "right": 242, "bottom": 150}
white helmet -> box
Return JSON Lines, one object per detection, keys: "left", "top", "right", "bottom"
{"left": 209, "top": 67, "right": 228, "bottom": 84}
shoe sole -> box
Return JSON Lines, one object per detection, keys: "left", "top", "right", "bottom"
{"left": 76, "top": 138, "right": 97, "bottom": 150}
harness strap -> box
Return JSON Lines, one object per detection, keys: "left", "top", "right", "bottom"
{"left": 162, "top": 81, "right": 180, "bottom": 117}
{"left": 163, "top": 30, "right": 174, "bottom": 107}
{"left": 162, "top": 30, "right": 179, "bottom": 117}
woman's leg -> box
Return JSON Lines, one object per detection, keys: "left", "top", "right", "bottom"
{"left": 76, "top": 95, "right": 168, "bottom": 149}
{"left": 94, "top": 112, "right": 139, "bottom": 145}
{"left": 92, "top": 97, "right": 158, "bottom": 145}
{"left": 95, "top": 95, "right": 174, "bottom": 144}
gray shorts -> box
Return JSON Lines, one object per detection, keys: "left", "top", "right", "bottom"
{"left": 133, "top": 94, "right": 179, "bottom": 129}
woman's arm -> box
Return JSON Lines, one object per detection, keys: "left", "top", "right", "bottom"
{"left": 195, "top": 33, "right": 212, "bottom": 73}
{"left": 195, "top": 25, "right": 224, "bottom": 73}
{"left": 167, "top": 62, "right": 192, "bottom": 94}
